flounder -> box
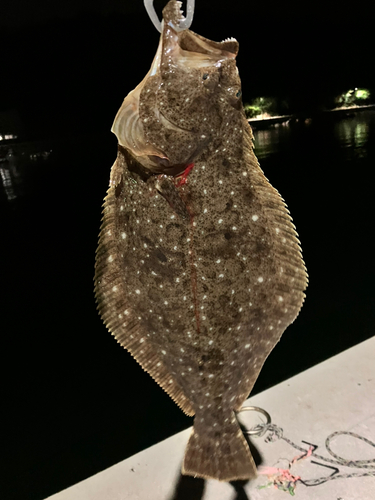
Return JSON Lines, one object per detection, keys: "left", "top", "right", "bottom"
{"left": 95, "top": 0, "right": 308, "bottom": 482}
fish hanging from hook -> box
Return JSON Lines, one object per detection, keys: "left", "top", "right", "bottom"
{"left": 95, "top": 0, "right": 308, "bottom": 482}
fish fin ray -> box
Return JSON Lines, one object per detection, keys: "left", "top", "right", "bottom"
{"left": 94, "top": 158, "right": 195, "bottom": 417}
{"left": 244, "top": 118, "right": 308, "bottom": 313}
{"left": 182, "top": 412, "right": 256, "bottom": 481}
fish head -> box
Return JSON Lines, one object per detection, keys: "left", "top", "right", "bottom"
{"left": 112, "top": 0, "right": 242, "bottom": 176}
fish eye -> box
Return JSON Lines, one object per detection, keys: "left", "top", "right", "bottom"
{"left": 202, "top": 73, "right": 209, "bottom": 80}
{"left": 236, "top": 90, "right": 242, "bottom": 98}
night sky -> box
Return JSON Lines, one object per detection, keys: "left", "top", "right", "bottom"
{"left": 1, "top": 0, "right": 374, "bottom": 138}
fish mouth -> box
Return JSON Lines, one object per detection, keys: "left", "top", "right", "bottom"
{"left": 145, "top": 25, "right": 239, "bottom": 134}
{"left": 111, "top": 7, "right": 239, "bottom": 171}
{"left": 173, "top": 30, "right": 239, "bottom": 65}
{"left": 161, "top": 0, "right": 238, "bottom": 59}
{"left": 154, "top": 22, "right": 239, "bottom": 72}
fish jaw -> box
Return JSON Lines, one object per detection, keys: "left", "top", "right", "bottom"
{"left": 112, "top": 0, "right": 241, "bottom": 175}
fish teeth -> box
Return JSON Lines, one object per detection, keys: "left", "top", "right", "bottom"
{"left": 176, "top": 1, "right": 186, "bottom": 22}
{"left": 221, "top": 37, "right": 237, "bottom": 43}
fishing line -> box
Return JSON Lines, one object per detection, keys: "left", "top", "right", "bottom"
{"left": 237, "top": 406, "right": 375, "bottom": 492}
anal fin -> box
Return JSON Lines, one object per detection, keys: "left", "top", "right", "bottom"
{"left": 94, "top": 162, "right": 195, "bottom": 416}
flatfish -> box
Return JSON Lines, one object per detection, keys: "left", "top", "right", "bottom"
{"left": 94, "top": 0, "right": 308, "bottom": 482}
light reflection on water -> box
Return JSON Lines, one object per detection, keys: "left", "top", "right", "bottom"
{"left": 334, "top": 116, "right": 370, "bottom": 159}
{"left": 0, "top": 144, "right": 52, "bottom": 204}
{"left": 0, "top": 112, "right": 374, "bottom": 204}
{"left": 252, "top": 122, "right": 292, "bottom": 160}
{"left": 252, "top": 111, "right": 374, "bottom": 161}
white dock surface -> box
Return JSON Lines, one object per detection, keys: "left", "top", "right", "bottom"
{"left": 46, "top": 337, "right": 375, "bottom": 499}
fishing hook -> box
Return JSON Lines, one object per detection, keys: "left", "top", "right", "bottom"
{"left": 144, "top": 0, "right": 195, "bottom": 33}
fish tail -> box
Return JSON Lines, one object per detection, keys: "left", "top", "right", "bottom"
{"left": 182, "top": 411, "right": 257, "bottom": 482}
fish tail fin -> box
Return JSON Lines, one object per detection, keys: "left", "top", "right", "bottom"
{"left": 182, "top": 411, "right": 257, "bottom": 482}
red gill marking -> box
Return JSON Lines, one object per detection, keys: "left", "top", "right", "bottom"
{"left": 174, "top": 162, "right": 195, "bottom": 187}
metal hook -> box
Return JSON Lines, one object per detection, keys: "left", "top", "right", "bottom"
{"left": 143, "top": 0, "right": 195, "bottom": 33}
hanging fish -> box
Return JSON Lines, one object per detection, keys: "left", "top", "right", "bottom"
{"left": 94, "top": 0, "right": 308, "bottom": 482}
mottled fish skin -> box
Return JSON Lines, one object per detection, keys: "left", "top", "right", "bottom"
{"left": 95, "top": 0, "right": 308, "bottom": 482}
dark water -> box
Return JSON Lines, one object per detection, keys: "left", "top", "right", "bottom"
{"left": 1, "top": 112, "right": 374, "bottom": 500}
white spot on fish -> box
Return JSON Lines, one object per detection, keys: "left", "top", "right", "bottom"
{"left": 108, "top": 255, "right": 114, "bottom": 263}
{"left": 135, "top": 289, "right": 140, "bottom": 294}
{"left": 257, "top": 277, "right": 264, "bottom": 283}
{"left": 252, "top": 215, "right": 259, "bottom": 221}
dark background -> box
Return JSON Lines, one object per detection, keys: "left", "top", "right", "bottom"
{"left": 1, "top": 0, "right": 375, "bottom": 139}
{"left": 1, "top": 1, "right": 374, "bottom": 499}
